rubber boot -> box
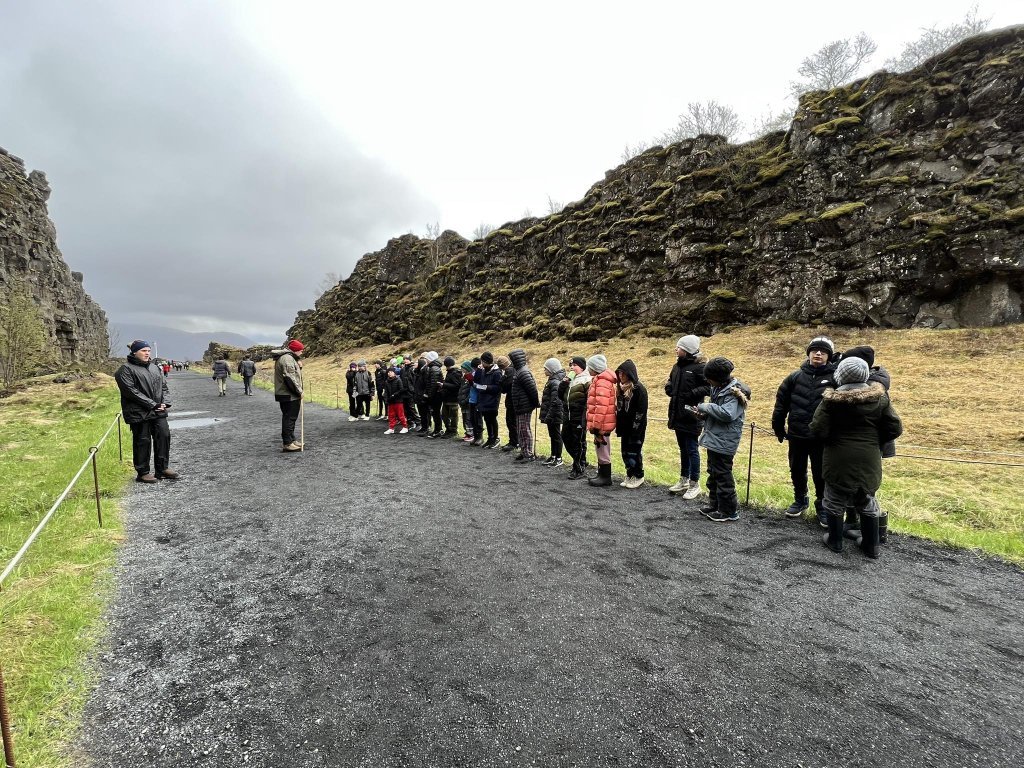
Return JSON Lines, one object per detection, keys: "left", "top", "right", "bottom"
{"left": 588, "top": 463, "right": 612, "bottom": 487}
{"left": 843, "top": 507, "right": 861, "bottom": 540}
{"left": 878, "top": 513, "right": 889, "bottom": 544}
{"left": 822, "top": 512, "right": 845, "bottom": 553}
{"left": 859, "top": 513, "right": 881, "bottom": 559}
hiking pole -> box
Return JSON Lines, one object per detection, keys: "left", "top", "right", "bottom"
{"left": 745, "top": 422, "right": 755, "bottom": 505}
{"left": 0, "top": 661, "right": 15, "bottom": 768}
{"left": 300, "top": 397, "right": 305, "bottom": 452}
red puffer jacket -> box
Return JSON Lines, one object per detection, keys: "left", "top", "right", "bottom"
{"left": 586, "top": 368, "right": 618, "bottom": 433}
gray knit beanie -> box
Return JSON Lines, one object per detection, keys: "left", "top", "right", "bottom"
{"left": 543, "top": 357, "right": 562, "bottom": 374}
{"left": 676, "top": 335, "right": 700, "bottom": 355}
{"left": 834, "top": 357, "right": 869, "bottom": 387}
{"left": 586, "top": 354, "right": 608, "bottom": 374}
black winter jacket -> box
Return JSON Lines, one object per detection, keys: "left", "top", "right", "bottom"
{"left": 401, "top": 364, "right": 417, "bottom": 404}
{"left": 509, "top": 349, "right": 540, "bottom": 415}
{"left": 115, "top": 355, "right": 171, "bottom": 424}
{"left": 665, "top": 354, "right": 709, "bottom": 435}
{"left": 772, "top": 360, "right": 837, "bottom": 440}
{"left": 474, "top": 365, "right": 503, "bottom": 413}
{"left": 374, "top": 367, "right": 387, "bottom": 395}
{"left": 345, "top": 368, "right": 356, "bottom": 395}
{"left": 383, "top": 376, "right": 406, "bottom": 402}
{"left": 423, "top": 359, "right": 444, "bottom": 401}
{"left": 614, "top": 360, "right": 648, "bottom": 442}
{"left": 499, "top": 366, "right": 515, "bottom": 411}
{"left": 440, "top": 366, "right": 464, "bottom": 403}
{"left": 540, "top": 370, "right": 567, "bottom": 425}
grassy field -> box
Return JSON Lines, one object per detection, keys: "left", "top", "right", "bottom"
{"left": 260, "top": 323, "right": 1024, "bottom": 563}
{"left": 0, "top": 375, "right": 129, "bottom": 768}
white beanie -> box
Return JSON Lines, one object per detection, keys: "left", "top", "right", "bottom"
{"left": 543, "top": 357, "right": 561, "bottom": 374}
{"left": 676, "top": 335, "right": 700, "bottom": 355}
{"left": 834, "top": 357, "right": 869, "bottom": 387}
{"left": 586, "top": 354, "right": 608, "bottom": 374}
{"left": 426, "top": 351, "right": 439, "bottom": 362}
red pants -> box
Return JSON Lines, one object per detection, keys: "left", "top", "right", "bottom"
{"left": 387, "top": 403, "right": 407, "bottom": 429}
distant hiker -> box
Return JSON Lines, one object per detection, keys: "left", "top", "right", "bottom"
{"left": 457, "top": 360, "right": 474, "bottom": 440}
{"left": 374, "top": 361, "right": 388, "bottom": 420}
{"left": 383, "top": 366, "right": 409, "bottom": 434}
{"left": 212, "top": 354, "right": 231, "bottom": 396}
{"left": 474, "top": 351, "right": 504, "bottom": 448}
{"left": 811, "top": 357, "right": 903, "bottom": 558}
{"left": 562, "top": 356, "right": 590, "bottom": 479}
{"left": 345, "top": 362, "right": 358, "bottom": 422}
{"left": 540, "top": 357, "right": 567, "bottom": 467}
{"left": 615, "top": 360, "right": 648, "bottom": 488}
{"left": 273, "top": 340, "right": 304, "bottom": 452}
{"left": 772, "top": 336, "right": 836, "bottom": 526}
{"left": 696, "top": 357, "right": 751, "bottom": 522}
{"left": 508, "top": 349, "right": 540, "bottom": 460}
{"left": 237, "top": 354, "right": 257, "bottom": 396}
{"left": 115, "top": 340, "right": 179, "bottom": 483}
{"left": 497, "top": 355, "right": 518, "bottom": 453}
{"left": 439, "top": 356, "right": 464, "bottom": 437}
{"left": 162, "top": 361, "right": 171, "bottom": 377}
{"left": 665, "top": 335, "right": 709, "bottom": 499}
{"left": 423, "top": 352, "right": 445, "bottom": 437}
{"left": 353, "top": 360, "right": 374, "bottom": 421}
{"left": 586, "top": 354, "right": 617, "bottom": 487}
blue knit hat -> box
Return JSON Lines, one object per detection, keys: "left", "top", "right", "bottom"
{"left": 129, "top": 340, "right": 152, "bottom": 353}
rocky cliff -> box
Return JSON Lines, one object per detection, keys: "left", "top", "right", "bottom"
{"left": 1, "top": 148, "right": 109, "bottom": 362}
{"left": 291, "top": 28, "right": 1024, "bottom": 352}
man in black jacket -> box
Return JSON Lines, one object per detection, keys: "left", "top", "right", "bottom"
{"left": 772, "top": 336, "right": 837, "bottom": 525}
{"left": 665, "top": 335, "right": 709, "bottom": 499}
{"left": 438, "top": 356, "right": 463, "bottom": 437}
{"left": 509, "top": 349, "right": 540, "bottom": 460}
{"left": 114, "top": 340, "right": 178, "bottom": 483}
{"left": 237, "top": 354, "right": 257, "bottom": 396}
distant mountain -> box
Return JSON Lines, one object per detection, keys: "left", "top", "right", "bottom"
{"left": 109, "top": 322, "right": 279, "bottom": 361}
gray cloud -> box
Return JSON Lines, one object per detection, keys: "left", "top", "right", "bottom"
{"left": 0, "top": 1, "right": 435, "bottom": 339}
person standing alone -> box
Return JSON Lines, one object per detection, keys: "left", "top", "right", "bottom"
{"left": 273, "top": 340, "right": 304, "bottom": 452}
{"left": 212, "top": 354, "right": 231, "bottom": 396}
{"left": 237, "top": 354, "right": 257, "bottom": 396}
{"left": 115, "top": 340, "right": 179, "bottom": 483}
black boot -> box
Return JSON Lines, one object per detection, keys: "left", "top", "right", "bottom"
{"left": 859, "top": 513, "right": 880, "bottom": 559}
{"left": 822, "top": 512, "right": 845, "bottom": 553}
{"left": 588, "top": 463, "right": 612, "bottom": 487}
{"left": 567, "top": 463, "right": 585, "bottom": 479}
{"left": 878, "top": 513, "right": 889, "bottom": 544}
{"left": 843, "top": 507, "right": 861, "bottom": 540}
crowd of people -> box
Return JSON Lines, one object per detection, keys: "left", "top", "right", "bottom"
{"left": 109, "top": 335, "right": 903, "bottom": 559}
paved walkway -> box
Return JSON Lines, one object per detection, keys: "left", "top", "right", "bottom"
{"left": 81, "top": 372, "right": 1024, "bottom": 767}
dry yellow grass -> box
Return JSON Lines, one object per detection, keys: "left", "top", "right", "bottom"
{"left": 254, "top": 324, "right": 1024, "bottom": 561}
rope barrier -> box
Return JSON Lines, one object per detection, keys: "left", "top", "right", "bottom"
{"left": 893, "top": 454, "right": 1024, "bottom": 469}
{"left": 898, "top": 444, "right": 1024, "bottom": 459}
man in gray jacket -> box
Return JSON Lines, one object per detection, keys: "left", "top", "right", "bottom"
{"left": 237, "top": 354, "right": 257, "bottom": 396}
{"left": 114, "top": 340, "right": 179, "bottom": 483}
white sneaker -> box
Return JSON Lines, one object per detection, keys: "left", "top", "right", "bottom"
{"left": 384, "top": 428, "right": 395, "bottom": 434}
{"left": 619, "top": 479, "right": 629, "bottom": 487}
{"left": 631, "top": 477, "right": 645, "bottom": 489}
{"left": 682, "top": 483, "right": 702, "bottom": 500}
{"left": 399, "top": 427, "right": 409, "bottom": 434}
{"left": 360, "top": 415, "right": 370, "bottom": 421}
{"left": 668, "top": 477, "right": 687, "bottom": 493}
{"left": 348, "top": 416, "right": 357, "bottom": 422}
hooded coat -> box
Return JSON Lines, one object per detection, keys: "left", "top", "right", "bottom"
{"left": 697, "top": 377, "right": 752, "bottom": 455}
{"left": 474, "top": 364, "right": 504, "bottom": 412}
{"left": 810, "top": 382, "right": 903, "bottom": 494}
{"left": 540, "top": 368, "right": 567, "bottom": 425}
{"left": 272, "top": 349, "right": 303, "bottom": 401}
{"left": 212, "top": 359, "right": 231, "bottom": 379}
{"left": 509, "top": 349, "right": 540, "bottom": 415}
{"left": 115, "top": 354, "right": 171, "bottom": 424}
{"left": 440, "top": 366, "right": 464, "bottom": 403}
{"left": 614, "top": 360, "right": 648, "bottom": 442}
{"left": 772, "top": 360, "right": 837, "bottom": 440}
{"left": 563, "top": 370, "right": 591, "bottom": 428}
{"left": 665, "top": 353, "right": 709, "bottom": 435}
{"left": 423, "top": 359, "right": 444, "bottom": 400}
{"left": 401, "top": 363, "right": 417, "bottom": 406}
{"left": 586, "top": 368, "right": 618, "bottom": 434}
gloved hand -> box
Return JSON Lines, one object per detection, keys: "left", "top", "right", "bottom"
{"left": 776, "top": 431, "right": 786, "bottom": 443}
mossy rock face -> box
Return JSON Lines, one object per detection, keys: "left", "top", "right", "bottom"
{"left": 709, "top": 288, "right": 739, "bottom": 302}
{"left": 811, "top": 116, "right": 862, "bottom": 137}
{"left": 818, "top": 202, "right": 867, "bottom": 220}
{"left": 647, "top": 347, "right": 667, "bottom": 357}
{"left": 774, "top": 211, "right": 806, "bottom": 228}
{"left": 566, "top": 325, "right": 602, "bottom": 341}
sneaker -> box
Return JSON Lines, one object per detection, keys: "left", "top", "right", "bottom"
{"left": 399, "top": 427, "right": 409, "bottom": 434}
{"left": 699, "top": 504, "right": 719, "bottom": 516}
{"left": 542, "top": 456, "right": 556, "bottom": 467}
{"left": 360, "top": 415, "right": 370, "bottom": 421}
{"left": 136, "top": 473, "right": 158, "bottom": 483}
{"left": 514, "top": 452, "right": 528, "bottom": 461}
{"left": 551, "top": 457, "right": 564, "bottom": 467}
{"left": 384, "top": 428, "right": 395, "bottom": 435}
{"left": 784, "top": 498, "right": 809, "bottom": 518}
{"left": 470, "top": 439, "right": 484, "bottom": 446}
{"left": 348, "top": 416, "right": 357, "bottom": 422}
{"left": 567, "top": 465, "right": 586, "bottom": 479}
{"left": 500, "top": 443, "right": 517, "bottom": 453}
{"left": 682, "top": 483, "right": 701, "bottom": 500}
{"left": 668, "top": 477, "right": 687, "bottom": 493}
{"left": 705, "top": 510, "right": 739, "bottom": 522}
{"left": 629, "top": 476, "right": 645, "bottom": 488}
{"left": 619, "top": 478, "right": 629, "bottom": 487}
{"left": 282, "top": 443, "right": 302, "bottom": 453}
{"left": 462, "top": 435, "right": 474, "bottom": 443}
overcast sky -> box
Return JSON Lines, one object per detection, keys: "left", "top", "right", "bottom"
{"left": 0, "top": 1, "right": 1017, "bottom": 340}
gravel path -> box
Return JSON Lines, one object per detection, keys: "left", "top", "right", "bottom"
{"left": 81, "top": 372, "right": 1024, "bottom": 767}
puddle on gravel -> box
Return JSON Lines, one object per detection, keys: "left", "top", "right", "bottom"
{"left": 168, "top": 411, "right": 208, "bottom": 418}
{"left": 168, "top": 417, "right": 233, "bottom": 430}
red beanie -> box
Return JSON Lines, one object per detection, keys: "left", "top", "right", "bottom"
{"left": 287, "top": 339, "right": 304, "bottom": 352}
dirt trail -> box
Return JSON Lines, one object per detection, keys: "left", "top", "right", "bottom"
{"left": 82, "top": 373, "right": 1024, "bottom": 767}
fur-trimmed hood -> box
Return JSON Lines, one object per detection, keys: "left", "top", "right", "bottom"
{"left": 822, "top": 381, "right": 885, "bottom": 404}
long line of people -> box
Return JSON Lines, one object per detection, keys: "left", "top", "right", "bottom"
{"left": 272, "top": 333, "right": 902, "bottom": 558}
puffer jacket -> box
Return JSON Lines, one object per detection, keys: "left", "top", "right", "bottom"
{"left": 564, "top": 370, "right": 591, "bottom": 428}
{"left": 383, "top": 375, "right": 406, "bottom": 402}
{"left": 272, "top": 349, "right": 303, "bottom": 401}
{"left": 772, "top": 360, "right": 837, "bottom": 440}
{"left": 440, "top": 366, "right": 464, "bottom": 403}
{"left": 354, "top": 369, "right": 374, "bottom": 397}
{"left": 615, "top": 360, "right": 648, "bottom": 442}
{"left": 458, "top": 370, "right": 473, "bottom": 407}
{"left": 423, "top": 359, "right": 444, "bottom": 400}
{"left": 697, "top": 377, "right": 752, "bottom": 455}
{"left": 212, "top": 359, "right": 231, "bottom": 379}
{"left": 237, "top": 359, "right": 257, "bottom": 377}
{"left": 401, "top": 363, "right": 417, "bottom": 405}
{"left": 586, "top": 368, "right": 617, "bottom": 434}
{"left": 509, "top": 349, "right": 540, "bottom": 415}
{"left": 540, "top": 369, "right": 567, "bottom": 425}
{"left": 345, "top": 368, "right": 356, "bottom": 395}
{"left": 666, "top": 353, "right": 709, "bottom": 435}
{"left": 115, "top": 355, "right": 171, "bottom": 424}
{"left": 474, "top": 364, "right": 503, "bottom": 412}
{"left": 811, "top": 382, "right": 903, "bottom": 494}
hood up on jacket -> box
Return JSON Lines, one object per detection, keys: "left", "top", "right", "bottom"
{"left": 509, "top": 349, "right": 527, "bottom": 370}
{"left": 615, "top": 359, "right": 640, "bottom": 385}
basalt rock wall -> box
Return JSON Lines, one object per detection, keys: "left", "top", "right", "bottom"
{"left": 291, "top": 27, "right": 1024, "bottom": 353}
{"left": 0, "top": 148, "right": 109, "bottom": 362}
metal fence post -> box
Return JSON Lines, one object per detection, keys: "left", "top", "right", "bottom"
{"left": 335, "top": 382, "right": 339, "bottom": 410}
{"left": 745, "top": 422, "right": 755, "bottom": 505}
{"left": 90, "top": 447, "right": 103, "bottom": 528}
{"left": 0, "top": 661, "right": 16, "bottom": 768}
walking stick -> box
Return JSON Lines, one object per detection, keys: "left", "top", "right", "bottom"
{"left": 745, "top": 422, "right": 755, "bottom": 505}
{"left": 300, "top": 397, "right": 305, "bottom": 452}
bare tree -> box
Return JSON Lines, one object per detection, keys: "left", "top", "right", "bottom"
{"left": 621, "top": 141, "right": 652, "bottom": 162}
{"left": 657, "top": 100, "right": 744, "bottom": 144}
{"left": 314, "top": 271, "right": 340, "bottom": 300}
{"left": 107, "top": 324, "right": 123, "bottom": 358}
{"left": 0, "top": 287, "right": 53, "bottom": 388}
{"left": 750, "top": 106, "right": 794, "bottom": 138}
{"left": 472, "top": 223, "right": 493, "bottom": 240}
{"left": 790, "top": 33, "right": 878, "bottom": 97}
{"left": 425, "top": 222, "right": 441, "bottom": 239}
{"left": 546, "top": 195, "right": 564, "bottom": 215}
{"left": 885, "top": 6, "right": 990, "bottom": 72}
